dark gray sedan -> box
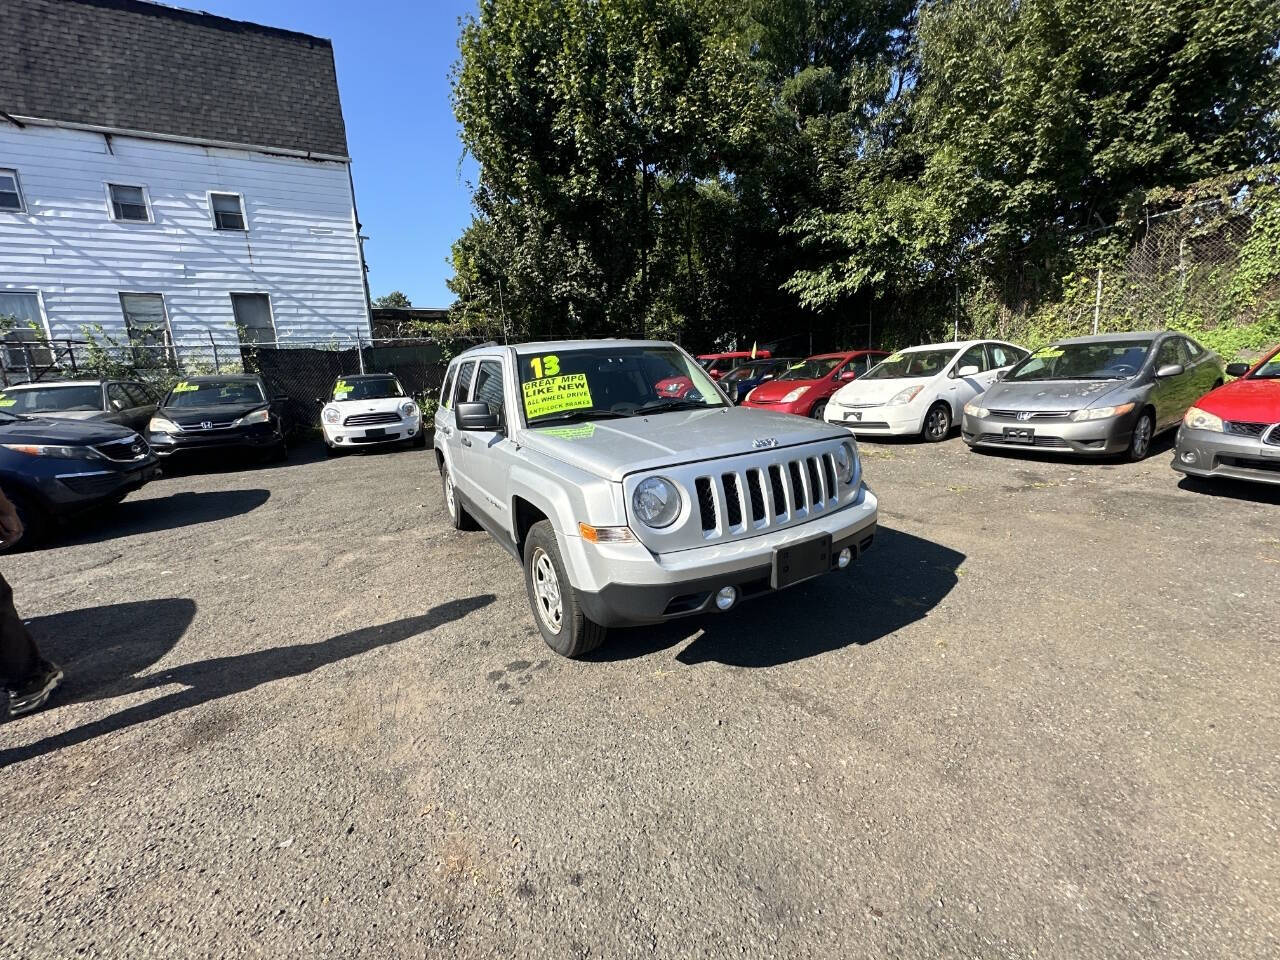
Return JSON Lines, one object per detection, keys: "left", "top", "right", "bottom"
{"left": 961, "top": 331, "right": 1223, "bottom": 460}
{"left": 0, "top": 379, "right": 158, "bottom": 434}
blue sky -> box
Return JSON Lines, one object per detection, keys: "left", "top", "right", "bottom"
{"left": 197, "top": 0, "right": 480, "bottom": 308}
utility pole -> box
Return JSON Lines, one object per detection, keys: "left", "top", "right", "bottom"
{"left": 1092, "top": 268, "right": 1103, "bottom": 335}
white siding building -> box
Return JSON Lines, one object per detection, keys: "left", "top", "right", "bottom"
{"left": 0, "top": 0, "right": 371, "bottom": 369}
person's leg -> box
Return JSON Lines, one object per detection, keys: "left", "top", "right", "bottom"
{"left": 0, "top": 572, "right": 60, "bottom": 716}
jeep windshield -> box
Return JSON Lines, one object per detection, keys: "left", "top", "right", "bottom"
{"left": 517, "top": 346, "right": 724, "bottom": 425}
{"left": 165, "top": 380, "right": 265, "bottom": 407}
{"left": 0, "top": 384, "right": 103, "bottom": 413}
{"left": 1004, "top": 340, "right": 1153, "bottom": 382}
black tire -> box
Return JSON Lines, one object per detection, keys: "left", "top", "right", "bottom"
{"left": 522, "top": 520, "right": 605, "bottom": 658}
{"left": 440, "top": 462, "right": 479, "bottom": 531}
{"left": 265, "top": 439, "right": 288, "bottom": 463}
{"left": 324, "top": 442, "right": 341, "bottom": 458}
{"left": 412, "top": 431, "right": 428, "bottom": 448}
{"left": 0, "top": 489, "right": 49, "bottom": 554}
{"left": 810, "top": 400, "right": 828, "bottom": 420}
{"left": 922, "top": 402, "right": 952, "bottom": 442}
{"left": 1125, "top": 409, "right": 1156, "bottom": 462}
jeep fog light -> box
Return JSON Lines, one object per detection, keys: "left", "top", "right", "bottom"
{"left": 715, "top": 586, "right": 737, "bottom": 611}
{"left": 837, "top": 547, "right": 852, "bottom": 569}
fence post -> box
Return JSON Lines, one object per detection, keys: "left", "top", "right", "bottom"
{"left": 21, "top": 341, "right": 33, "bottom": 382}
{"left": 209, "top": 331, "right": 221, "bottom": 373}
{"left": 1092, "top": 268, "right": 1103, "bottom": 335}
{"left": 67, "top": 339, "right": 77, "bottom": 375}
{"left": 357, "top": 334, "right": 366, "bottom": 374}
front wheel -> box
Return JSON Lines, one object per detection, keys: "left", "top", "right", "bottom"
{"left": 441, "top": 462, "right": 479, "bottom": 531}
{"left": 0, "top": 490, "right": 49, "bottom": 554}
{"left": 922, "top": 402, "right": 952, "bottom": 442}
{"left": 1125, "top": 410, "right": 1155, "bottom": 462}
{"left": 523, "top": 520, "right": 605, "bottom": 658}
{"left": 810, "top": 400, "right": 828, "bottom": 420}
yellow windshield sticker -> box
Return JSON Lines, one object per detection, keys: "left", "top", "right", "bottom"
{"left": 172, "top": 381, "right": 198, "bottom": 393}
{"left": 529, "top": 355, "right": 561, "bottom": 379}
{"left": 540, "top": 423, "right": 597, "bottom": 440}
{"left": 523, "top": 374, "right": 593, "bottom": 419}
{"left": 886, "top": 352, "right": 904, "bottom": 362}
{"left": 1033, "top": 347, "right": 1064, "bottom": 359}
{"left": 333, "top": 379, "right": 351, "bottom": 398}
{"left": 0, "top": 393, "right": 14, "bottom": 407}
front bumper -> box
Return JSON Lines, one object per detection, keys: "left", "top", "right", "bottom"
{"left": 149, "top": 424, "right": 281, "bottom": 456}
{"left": 1172, "top": 426, "right": 1280, "bottom": 485}
{"left": 36, "top": 458, "right": 159, "bottom": 515}
{"left": 825, "top": 404, "right": 922, "bottom": 435}
{"left": 961, "top": 412, "right": 1133, "bottom": 455}
{"left": 572, "top": 485, "right": 879, "bottom": 627}
{"left": 741, "top": 398, "right": 811, "bottom": 417}
{"left": 323, "top": 418, "right": 420, "bottom": 447}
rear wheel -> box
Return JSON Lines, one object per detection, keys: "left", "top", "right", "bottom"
{"left": 922, "top": 402, "right": 952, "bottom": 442}
{"left": 523, "top": 520, "right": 605, "bottom": 658}
{"left": 1125, "top": 410, "right": 1155, "bottom": 462}
{"left": 441, "top": 463, "right": 479, "bottom": 531}
{"left": 412, "top": 431, "right": 428, "bottom": 448}
{"left": 0, "top": 489, "right": 49, "bottom": 553}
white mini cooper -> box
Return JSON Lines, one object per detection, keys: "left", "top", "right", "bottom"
{"left": 320, "top": 373, "right": 424, "bottom": 455}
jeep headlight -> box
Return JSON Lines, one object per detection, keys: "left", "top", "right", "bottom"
{"left": 322, "top": 406, "right": 341, "bottom": 424}
{"left": 632, "top": 476, "right": 681, "bottom": 528}
{"left": 149, "top": 415, "right": 181, "bottom": 434}
{"left": 400, "top": 400, "right": 418, "bottom": 418}
{"left": 832, "top": 441, "right": 856, "bottom": 484}
{"left": 781, "top": 386, "right": 810, "bottom": 403}
{"left": 1183, "top": 406, "right": 1223, "bottom": 432}
{"left": 233, "top": 408, "right": 271, "bottom": 427}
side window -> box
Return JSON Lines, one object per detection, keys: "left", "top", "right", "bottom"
{"left": 988, "top": 344, "right": 1017, "bottom": 368}
{"left": 1182, "top": 337, "right": 1204, "bottom": 360}
{"left": 954, "top": 344, "right": 986, "bottom": 375}
{"left": 472, "top": 360, "right": 506, "bottom": 419}
{"left": 107, "top": 384, "right": 130, "bottom": 410}
{"left": 453, "top": 360, "right": 476, "bottom": 407}
{"left": 857, "top": 355, "right": 876, "bottom": 375}
{"left": 1156, "top": 339, "right": 1184, "bottom": 368}
{"left": 123, "top": 383, "right": 150, "bottom": 407}
{"left": 440, "top": 365, "right": 458, "bottom": 409}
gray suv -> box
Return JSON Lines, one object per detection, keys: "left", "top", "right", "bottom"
{"left": 435, "top": 340, "right": 879, "bottom": 657}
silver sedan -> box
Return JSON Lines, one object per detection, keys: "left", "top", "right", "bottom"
{"left": 962, "top": 331, "right": 1223, "bottom": 461}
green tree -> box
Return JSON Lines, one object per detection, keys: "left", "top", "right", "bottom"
{"left": 373, "top": 290, "right": 412, "bottom": 308}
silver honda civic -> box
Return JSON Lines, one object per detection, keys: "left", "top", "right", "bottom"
{"left": 961, "top": 331, "right": 1223, "bottom": 460}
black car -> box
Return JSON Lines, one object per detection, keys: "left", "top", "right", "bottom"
{"left": 0, "top": 378, "right": 159, "bottom": 434}
{"left": 0, "top": 410, "right": 159, "bottom": 550}
{"left": 149, "top": 375, "right": 288, "bottom": 461}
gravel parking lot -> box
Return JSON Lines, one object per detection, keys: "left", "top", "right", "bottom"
{"left": 2, "top": 434, "right": 1277, "bottom": 959}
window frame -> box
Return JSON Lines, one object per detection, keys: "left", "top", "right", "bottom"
{"left": 453, "top": 360, "right": 478, "bottom": 408}
{"left": 951, "top": 343, "right": 988, "bottom": 377}
{"left": 472, "top": 358, "right": 507, "bottom": 420}
{"left": 0, "top": 168, "right": 26, "bottom": 213}
{"left": 106, "top": 182, "right": 154, "bottom": 223}
{"left": 208, "top": 191, "right": 247, "bottom": 231}
{"left": 1155, "top": 337, "right": 1186, "bottom": 369}
{"left": 107, "top": 382, "right": 133, "bottom": 411}
{"left": 118, "top": 292, "right": 173, "bottom": 366}
{"left": 229, "top": 292, "right": 277, "bottom": 346}
{"left": 440, "top": 365, "right": 458, "bottom": 410}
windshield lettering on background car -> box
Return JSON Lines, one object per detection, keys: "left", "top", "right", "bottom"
{"left": 332, "top": 377, "right": 404, "bottom": 401}
{"left": 863, "top": 349, "right": 958, "bottom": 380}
{"left": 166, "top": 381, "right": 265, "bottom": 407}
{"left": 1005, "top": 340, "right": 1153, "bottom": 382}
{"left": 0, "top": 392, "right": 15, "bottom": 408}
{"left": 517, "top": 346, "right": 724, "bottom": 425}
{"left": 779, "top": 358, "right": 842, "bottom": 380}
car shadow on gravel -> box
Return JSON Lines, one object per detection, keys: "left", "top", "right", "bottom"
{"left": 1, "top": 594, "right": 495, "bottom": 767}
{"left": 54, "top": 488, "right": 271, "bottom": 546}
{"left": 588, "top": 527, "right": 963, "bottom": 668}
{"left": 1176, "top": 475, "right": 1280, "bottom": 505}
{"left": 156, "top": 440, "right": 329, "bottom": 477}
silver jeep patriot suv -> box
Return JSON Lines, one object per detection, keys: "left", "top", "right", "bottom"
{"left": 434, "top": 340, "right": 878, "bottom": 657}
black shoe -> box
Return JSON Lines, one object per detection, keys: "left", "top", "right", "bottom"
{"left": 7, "top": 661, "right": 63, "bottom": 717}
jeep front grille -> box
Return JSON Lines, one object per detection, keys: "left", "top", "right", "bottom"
{"left": 695, "top": 452, "right": 843, "bottom": 536}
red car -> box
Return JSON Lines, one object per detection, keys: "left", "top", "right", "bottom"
{"left": 1173, "top": 343, "right": 1280, "bottom": 486}
{"left": 697, "top": 350, "right": 771, "bottom": 381}
{"left": 740, "top": 350, "right": 890, "bottom": 419}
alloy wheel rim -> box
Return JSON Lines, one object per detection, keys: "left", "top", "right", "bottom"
{"left": 531, "top": 548, "right": 563, "bottom": 634}
{"left": 929, "top": 409, "right": 948, "bottom": 438}
{"left": 445, "top": 471, "right": 457, "bottom": 517}
{"left": 1134, "top": 417, "right": 1152, "bottom": 456}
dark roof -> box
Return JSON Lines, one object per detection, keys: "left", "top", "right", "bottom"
{"left": 1058, "top": 331, "right": 1161, "bottom": 345}
{"left": 0, "top": 0, "right": 349, "bottom": 157}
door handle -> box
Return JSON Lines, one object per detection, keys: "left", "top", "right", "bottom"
{"left": 461, "top": 436, "right": 472, "bottom": 447}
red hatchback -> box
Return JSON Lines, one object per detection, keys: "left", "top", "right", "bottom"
{"left": 1174, "top": 343, "right": 1280, "bottom": 486}
{"left": 740, "top": 350, "right": 889, "bottom": 419}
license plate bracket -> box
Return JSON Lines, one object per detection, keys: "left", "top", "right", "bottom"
{"left": 1003, "top": 426, "right": 1035, "bottom": 443}
{"left": 365, "top": 427, "right": 386, "bottom": 438}
{"left": 772, "top": 534, "right": 833, "bottom": 590}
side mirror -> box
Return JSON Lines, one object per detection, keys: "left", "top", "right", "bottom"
{"left": 111, "top": 398, "right": 124, "bottom": 410}
{"left": 1155, "top": 363, "right": 1184, "bottom": 378}
{"left": 957, "top": 364, "right": 980, "bottom": 377}
{"left": 994, "top": 369, "right": 1007, "bottom": 381}
{"left": 839, "top": 370, "right": 857, "bottom": 381}
{"left": 1225, "top": 362, "right": 1249, "bottom": 377}
{"left": 455, "top": 401, "right": 499, "bottom": 431}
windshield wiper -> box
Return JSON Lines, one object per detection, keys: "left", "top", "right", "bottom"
{"left": 634, "top": 398, "right": 715, "bottom": 415}
{"left": 530, "top": 408, "right": 632, "bottom": 425}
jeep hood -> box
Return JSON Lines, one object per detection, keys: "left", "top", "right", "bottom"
{"left": 520, "top": 407, "right": 850, "bottom": 480}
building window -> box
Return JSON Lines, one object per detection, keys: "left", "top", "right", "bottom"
{"left": 108, "top": 183, "right": 151, "bottom": 222}
{"left": 210, "top": 192, "right": 246, "bottom": 230}
{"left": 231, "top": 293, "right": 275, "bottom": 345}
{"left": 118, "top": 293, "right": 170, "bottom": 366}
{"left": 0, "top": 169, "right": 25, "bottom": 212}
{"left": 0, "top": 291, "right": 50, "bottom": 371}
